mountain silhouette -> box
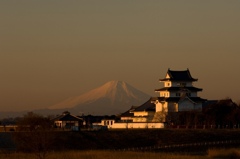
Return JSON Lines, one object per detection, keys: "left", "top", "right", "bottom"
{"left": 48, "top": 81, "right": 150, "bottom": 115}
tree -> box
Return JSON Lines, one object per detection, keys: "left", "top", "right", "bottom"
{"left": 203, "top": 99, "right": 240, "bottom": 128}
{"left": 13, "top": 112, "right": 54, "bottom": 159}
{"left": 152, "top": 111, "right": 167, "bottom": 122}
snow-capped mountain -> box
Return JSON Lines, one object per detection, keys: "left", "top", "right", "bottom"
{"left": 48, "top": 81, "right": 150, "bottom": 115}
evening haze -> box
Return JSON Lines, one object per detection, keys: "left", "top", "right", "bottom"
{"left": 0, "top": 1, "right": 240, "bottom": 112}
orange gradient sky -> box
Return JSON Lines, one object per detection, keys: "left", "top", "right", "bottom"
{"left": 0, "top": 1, "right": 240, "bottom": 111}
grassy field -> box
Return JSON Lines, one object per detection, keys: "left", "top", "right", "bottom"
{"left": 2, "top": 129, "right": 240, "bottom": 159}
{"left": 1, "top": 148, "right": 240, "bottom": 159}
{"left": 49, "top": 129, "right": 240, "bottom": 150}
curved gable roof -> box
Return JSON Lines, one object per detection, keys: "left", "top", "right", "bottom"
{"left": 160, "top": 69, "right": 198, "bottom": 82}
{"left": 155, "top": 86, "right": 203, "bottom": 92}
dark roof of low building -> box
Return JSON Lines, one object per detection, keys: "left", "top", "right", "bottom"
{"left": 160, "top": 69, "right": 198, "bottom": 82}
{"left": 133, "top": 99, "right": 156, "bottom": 112}
{"left": 202, "top": 100, "right": 218, "bottom": 108}
{"left": 203, "top": 99, "right": 236, "bottom": 108}
{"left": 120, "top": 106, "right": 137, "bottom": 117}
{"left": 155, "top": 87, "right": 202, "bottom": 92}
{"left": 203, "top": 98, "right": 238, "bottom": 113}
{"left": 52, "top": 113, "right": 83, "bottom": 121}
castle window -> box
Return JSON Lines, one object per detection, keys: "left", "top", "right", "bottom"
{"left": 179, "top": 83, "right": 186, "bottom": 87}
{"left": 187, "top": 93, "right": 191, "bottom": 97}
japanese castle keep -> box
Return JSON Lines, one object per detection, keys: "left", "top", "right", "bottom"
{"left": 120, "top": 69, "right": 206, "bottom": 123}
{"left": 153, "top": 69, "right": 206, "bottom": 113}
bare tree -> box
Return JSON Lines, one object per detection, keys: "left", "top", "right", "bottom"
{"left": 13, "top": 112, "right": 54, "bottom": 159}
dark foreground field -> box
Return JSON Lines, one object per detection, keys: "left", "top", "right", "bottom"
{"left": 55, "top": 129, "right": 240, "bottom": 152}
{"left": 1, "top": 149, "right": 240, "bottom": 159}
{"left": 1, "top": 129, "right": 240, "bottom": 154}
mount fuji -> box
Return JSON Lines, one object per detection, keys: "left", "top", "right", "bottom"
{"left": 48, "top": 81, "right": 151, "bottom": 115}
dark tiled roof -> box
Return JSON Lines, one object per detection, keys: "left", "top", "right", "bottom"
{"left": 185, "top": 97, "right": 207, "bottom": 102}
{"left": 52, "top": 113, "right": 83, "bottom": 121}
{"left": 155, "top": 87, "right": 202, "bottom": 92}
{"left": 133, "top": 99, "right": 156, "bottom": 112}
{"left": 152, "top": 97, "right": 207, "bottom": 103}
{"left": 160, "top": 69, "right": 198, "bottom": 81}
{"left": 120, "top": 106, "right": 136, "bottom": 117}
{"left": 202, "top": 100, "right": 218, "bottom": 108}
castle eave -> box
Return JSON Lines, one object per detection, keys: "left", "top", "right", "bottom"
{"left": 155, "top": 87, "right": 203, "bottom": 92}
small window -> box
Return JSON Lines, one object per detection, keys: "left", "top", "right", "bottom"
{"left": 187, "top": 93, "right": 191, "bottom": 97}
{"left": 176, "top": 93, "right": 180, "bottom": 97}
{"left": 179, "top": 83, "right": 186, "bottom": 87}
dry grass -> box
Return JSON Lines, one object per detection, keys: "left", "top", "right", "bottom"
{"left": 1, "top": 149, "right": 240, "bottom": 159}
{"left": 51, "top": 151, "right": 206, "bottom": 159}
{"left": 0, "top": 150, "right": 206, "bottom": 159}
{"left": 208, "top": 148, "right": 240, "bottom": 158}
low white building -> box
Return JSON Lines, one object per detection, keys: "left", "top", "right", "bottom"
{"left": 93, "top": 119, "right": 164, "bottom": 129}
{"left": 93, "top": 99, "right": 165, "bottom": 129}
{"left": 52, "top": 111, "right": 83, "bottom": 131}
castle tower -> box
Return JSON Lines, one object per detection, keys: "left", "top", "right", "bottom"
{"left": 153, "top": 69, "right": 206, "bottom": 112}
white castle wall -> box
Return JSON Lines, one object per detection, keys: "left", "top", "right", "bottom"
{"left": 110, "top": 122, "right": 164, "bottom": 129}
{"left": 94, "top": 120, "right": 164, "bottom": 129}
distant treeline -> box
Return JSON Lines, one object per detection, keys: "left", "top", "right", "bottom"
{"left": 167, "top": 99, "right": 240, "bottom": 128}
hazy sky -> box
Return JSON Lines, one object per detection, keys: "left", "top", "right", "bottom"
{"left": 1, "top": 1, "right": 240, "bottom": 111}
